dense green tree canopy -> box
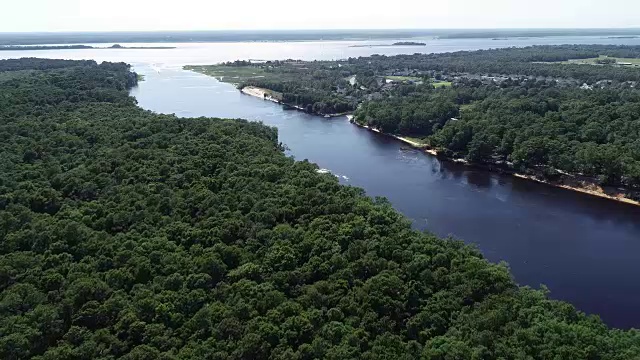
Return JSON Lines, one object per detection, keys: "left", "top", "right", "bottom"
{"left": 354, "top": 45, "right": 640, "bottom": 83}
{"left": 193, "top": 45, "right": 640, "bottom": 194}
{"left": 1, "top": 59, "right": 639, "bottom": 359}
{"left": 353, "top": 78, "right": 640, "bottom": 193}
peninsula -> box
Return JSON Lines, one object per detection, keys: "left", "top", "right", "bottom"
{"left": 187, "top": 44, "right": 640, "bottom": 205}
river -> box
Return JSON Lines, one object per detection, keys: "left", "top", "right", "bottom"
{"left": 3, "top": 35, "right": 640, "bottom": 328}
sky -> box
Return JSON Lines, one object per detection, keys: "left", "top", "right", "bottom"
{"left": 2, "top": 0, "right": 640, "bottom": 32}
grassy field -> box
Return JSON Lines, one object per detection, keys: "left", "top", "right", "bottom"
{"left": 386, "top": 76, "right": 422, "bottom": 82}
{"left": 184, "top": 65, "right": 272, "bottom": 85}
{"left": 184, "top": 64, "right": 309, "bottom": 86}
{"left": 557, "top": 56, "right": 640, "bottom": 66}
{"left": 433, "top": 81, "right": 452, "bottom": 88}
{"left": 385, "top": 77, "right": 452, "bottom": 88}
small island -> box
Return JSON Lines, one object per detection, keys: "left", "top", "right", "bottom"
{"left": 349, "top": 41, "right": 426, "bottom": 48}
{"left": 392, "top": 41, "right": 426, "bottom": 46}
{"left": 108, "top": 44, "right": 176, "bottom": 49}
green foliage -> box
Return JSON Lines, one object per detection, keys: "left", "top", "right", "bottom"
{"left": 596, "top": 57, "right": 618, "bottom": 65}
{"left": 355, "top": 86, "right": 459, "bottom": 135}
{"left": 359, "top": 45, "right": 640, "bottom": 83}
{"left": 189, "top": 61, "right": 361, "bottom": 115}
{"left": 429, "top": 82, "right": 640, "bottom": 189}
{"left": 199, "top": 46, "right": 640, "bottom": 190}
{"left": 0, "top": 59, "right": 639, "bottom": 359}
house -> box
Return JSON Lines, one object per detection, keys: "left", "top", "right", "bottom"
{"left": 595, "top": 80, "right": 613, "bottom": 88}
{"left": 393, "top": 69, "right": 411, "bottom": 76}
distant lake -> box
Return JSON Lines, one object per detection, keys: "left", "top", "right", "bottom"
{"left": 3, "top": 35, "right": 640, "bottom": 329}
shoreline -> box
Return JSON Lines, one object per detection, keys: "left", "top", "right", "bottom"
{"left": 240, "top": 86, "right": 352, "bottom": 118}
{"left": 0, "top": 46, "right": 176, "bottom": 51}
{"left": 241, "top": 86, "right": 280, "bottom": 103}
{"left": 240, "top": 87, "right": 639, "bottom": 207}
{"left": 512, "top": 174, "right": 640, "bottom": 206}
{"left": 348, "top": 116, "right": 640, "bottom": 207}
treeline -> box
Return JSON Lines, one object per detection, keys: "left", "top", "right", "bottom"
{"left": 355, "top": 85, "right": 460, "bottom": 135}
{"left": 0, "top": 45, "right": 94, "bottom": 51}
{"left": 429, "top": 83, "right": 640, "bottom": 189}
{"left": 356, "top": 76, "right": 640, "bottom": 190}
{"left": 347, "top": 45, "right": 640, "bottom": 83}
{"left": 437, "top": 29, "right": 640, "bottom": 39}
{"left": 0, "top": 58, "right": 98, "bottom": 72}
{"left": 243, "top": 78, "right": 356, "bottom": 114}
{"left": 3, "top": 58, "right": 639, "bottom": 359}
{"left": 206, "top": 46, "right": 640, "bottom": 190}
{"left": 237, "top": 62, "right": 358, "bottom": 115}
{"left": 210, "top": 45, "right": 640, "bottom": 118}
{"left": 201, "top": 46, "right": 640, "bottom": 189}
{"left": 218, "top": 60, "right": 361, "bottom": 114}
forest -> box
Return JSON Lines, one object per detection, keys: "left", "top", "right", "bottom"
{"left": 350, "top": 45, "right": 640, "bottom": 83}
{"left": 193, "top": 45, "right": 640, "bottom": 116}
{"left": 191, "top": 45, "right": 640, "bottom": 194}
{"left": 1, "top": 58, "right": 640, "bottom": 359}
{"left": 354, "top": 78, "right": 640, "bottom": 192}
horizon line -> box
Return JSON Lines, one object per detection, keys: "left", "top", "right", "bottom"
{"left": 2, "top": 27, "right": 640, "bottom": 35}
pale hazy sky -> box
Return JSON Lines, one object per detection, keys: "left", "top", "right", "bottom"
{"left": 2, "top": 0, "right": 639, "bottom": 32}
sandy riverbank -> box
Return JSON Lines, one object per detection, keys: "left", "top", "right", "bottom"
{"left": 347, "top": 115, "right": 429, "bottom": 148}
{"left": 242, "top": 86, "right": 351, "bottom": 117}
{"left": 513, "top": 174, "right": 640, "bottom": 206}
{"left": 348, "top": 116, "right": 639, "bottom": 206}
{"left": 241, "top": 97, "right": 639, "bottom": 206}
{"left": 241, "top": 86, "right": 279, "bottom": 103}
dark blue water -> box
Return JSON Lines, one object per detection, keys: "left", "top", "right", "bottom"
{"left": 130, "top": 67, "right": 640, "bottom": 329}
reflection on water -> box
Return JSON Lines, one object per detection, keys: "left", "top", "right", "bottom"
{"left": 465, "top": 170, "right": 493, "bottom": 189}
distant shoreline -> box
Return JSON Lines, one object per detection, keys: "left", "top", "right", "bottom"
{"left": 0, "top": 44, "right": 176, "bottom": 51}
{"left": 349, "top": 41, "right": 427, "bottom": 48}
{"left": 3, "top": 29, "right": 640, "bottom": 46}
